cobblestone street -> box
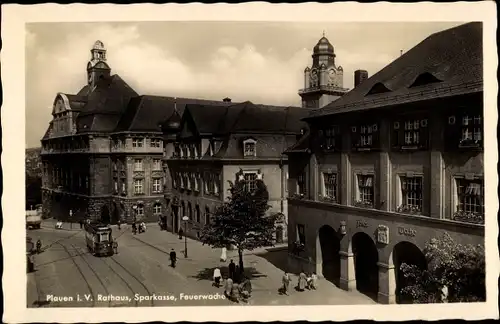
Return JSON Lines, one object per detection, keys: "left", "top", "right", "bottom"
{"left": 28, "top": 222, "right": 375, "bottom": 307}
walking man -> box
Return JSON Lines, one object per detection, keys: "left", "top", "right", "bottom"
{"left": 170, "top": 248, "right": 177, "bottom": 268}
{"left": 228, "top": 259, "right": 236, "bottom": 280}
{"left": 117, "top": 219, "right": 121, "bottom": 230}
{"left": 112, "top": 240, "right": 118, "bottom": 254}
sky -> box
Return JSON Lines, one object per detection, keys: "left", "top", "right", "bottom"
{"left": 25, "top": 21, "right": 464, "bottom": 148}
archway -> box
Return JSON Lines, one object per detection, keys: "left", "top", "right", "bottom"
{"left": 100, "top": 205, "right": 111, "bottom": 224}
{"left": 111, "top": 202, "right": 120, "bottom": 224}
{"left": 318, "top": 225, "right": 341, "bottom": 286}
{"left": 352, "top": 232, "right": 379, "bottom": 298}
{"left": 392, "top": 241, "right": 427, "bottom": 304}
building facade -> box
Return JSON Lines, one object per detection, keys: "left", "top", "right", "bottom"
{"left": 162, "top": 101, "right": 309, "bottom": 243}
{"left": 26, "top": 147, "right": 42, "bottom": 178}
{"left": 285, "top": 22, "right": 484, "bottom": 304}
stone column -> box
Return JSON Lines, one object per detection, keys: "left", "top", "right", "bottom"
{"left": 430, "top": 151, "right": 444, "bottom": 219}
{"left": 340, "top": 153, "right": 351, "bottom": 205}
{"left": 339, "top": 251, "right": 356, "bottom": 291}
{"left": 309, "top": 154, "right": 318, "bottom": 200}
{"left": 378, "top": 152, "right": 391, "bottom": 211}
{"left": 377, "top": 261, "right": 396, "bottom": 304}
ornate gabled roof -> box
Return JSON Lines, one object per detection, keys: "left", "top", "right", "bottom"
{"left": 309, "top": 22, "right": 482, "bottom": 118}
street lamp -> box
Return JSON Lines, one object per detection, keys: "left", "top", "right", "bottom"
{"left": 69, "top": 209, "right": 73, "bottom": 230}
{"left": 182, "top": 215, "right": 189, "bottom": 258}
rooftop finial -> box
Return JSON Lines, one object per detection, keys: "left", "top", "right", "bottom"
{"left": 174, "top": 97, "right": 177, "bottom": 112}
{"left": 322, "top": 30, "right": 325, "bottom": 37}
{"left": 400, "top": 49, "right": 403, "bottom": 56}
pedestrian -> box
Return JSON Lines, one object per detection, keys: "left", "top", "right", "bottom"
{"left": 240, "top": 276, "right": 252, "bottom": 299}
{"left": 228, "top": 259, "right": 236, "bottom": 280}
{"left": 220, "top": 247, "right": 227, "bottom": 262}
{"left": 112, "top": 240, "right": 118, "bottom": 254}
{"left": 117, "top": 219, "right": 121, "bottom": 230}
{"left": 79, "top": 220, "right": 83, "bottom": 229}
{"left": 170, "top": 248, "right": 177, "bottom": 268}
{"left": 178, "top": 228, "right": 184, "bottom": 240}
{"left": 230, "top": 282, "right": 240, "bottom": 303}
{"left": 224, "top": 276, "right": 233, "bottom": 298}
{"left": 282, "top": 271, "right": 291, "bottom": 295}
{"left": 213, "top": 267, "right": 222, "bottom": 288}
{"left": 298, "top": 270, "right": 307, "bottom": 291}
{"left": 308, "top": 272, "right": 318, "bottom": 290}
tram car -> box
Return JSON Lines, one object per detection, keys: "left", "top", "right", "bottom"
{"left": 84, "top": 222, "right": 114, "bottom": 257}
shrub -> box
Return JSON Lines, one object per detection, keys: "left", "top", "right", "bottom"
{"left": 400, "top": 232, "right": 485, "bottom": 303}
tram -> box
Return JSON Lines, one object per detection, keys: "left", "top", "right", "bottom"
{"left": 84, "top": 222, "right": 114, "bottom": 257}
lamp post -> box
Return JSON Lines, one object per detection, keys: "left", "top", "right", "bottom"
{"left": 69, "top": 209, "right": 73, "bottom": 230}
{"left": 182, "top": 215, "right": 189, "bottom": 258}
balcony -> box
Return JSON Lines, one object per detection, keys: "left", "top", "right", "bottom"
{"left": 298, "top": 84, "right": 349, "bottom": 95}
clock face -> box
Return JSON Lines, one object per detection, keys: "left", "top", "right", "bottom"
{"left": 329, "top": 69, "right": 336, "bottom": 76}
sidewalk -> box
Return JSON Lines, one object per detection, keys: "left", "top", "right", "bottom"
{"left": 132, "top": 224, "right": 376, "bottom": 305}
{"left": 40, "top": 219, "right": 82, "bottom": 232}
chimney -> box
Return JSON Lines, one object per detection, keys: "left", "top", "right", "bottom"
{"left": 354, "top": 70, "right": 369, "bottom": 87}
{"left": 223, "top": 97, "right": 231, "bottom": 103}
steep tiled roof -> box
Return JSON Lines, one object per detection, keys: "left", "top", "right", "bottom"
{"left": 65, "top": 94, "right": 87, "bottom": 111}
{"left": 117, "top": 96, "right": 234, "bottom": 133}
{"left": 309, "top": 22, "right": 483, "bottom": 118}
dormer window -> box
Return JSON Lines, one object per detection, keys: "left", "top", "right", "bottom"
{"left": 366, "top": 82, "right": 391, "bottom": 96}
{"left": 352, "top": 123, "right": 379, "bottom": 151}
{"left": 243, "top": 139, "right": 257, "bottom": 157}
{"left": 409, "top": 72, "right": 443, "bottom": 88}
{"left": 132, "top": 138, "right": 143, "bottom": 148}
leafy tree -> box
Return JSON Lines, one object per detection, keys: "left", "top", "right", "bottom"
{"left": 26, "top": 172, "right": 42, "bottom": 209}
{"left": 400, "top": 232, "right": 485, "bottom": 303}
{"left": 200, "top": 170, "right": 277, "bottom": 274}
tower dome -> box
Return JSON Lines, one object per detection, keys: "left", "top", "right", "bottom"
{"left": 93, "top": 40, "right": 105, "bottom": 50}
{"left": 313, "top": 36, "right": 334, "bottom": 55}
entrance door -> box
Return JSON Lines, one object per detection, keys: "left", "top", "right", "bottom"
{"left": 352, "top": 232, "right": 379, "bottom": 299}
{"left": 100, "top": 205, "right": 111, "bottom": 224}
{"left": 318, "top": 225, "right": 341, "bottom": 286}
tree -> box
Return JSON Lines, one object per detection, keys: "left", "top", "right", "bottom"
{"left": 200, "top": 170, "right": 277, "bottom": 274}
{"left": 400, "top": 232, "right": 485, "bottom": 303}
{"left": 26, "top": 172, "right": 42, "bottom": 209}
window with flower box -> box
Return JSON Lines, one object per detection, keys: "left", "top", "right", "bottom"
{"left": 446, "top": 112, "right": 483, "bottom": 150}
{"left": 397, "top": 175, "right": 423, "bottom": 214}
{"left": 352, "top": 124, "right": 379, "bottom": 151}
{"left": 322, "top": 172, "right": 337, "bottom": 202}
{"left": 319, "top": 126, "right": 340, "bottom": 151}
{"left": 132, "top": 138, "right": 144, "bottom": 148}
{"left": 354, "top": 174, "right": 374, "bottom": 207}
{"left": 453, "top": 178, "right": 484, "bottom": 224}
{"left": 392, "top": 117, "right": 428, "bottom": 150}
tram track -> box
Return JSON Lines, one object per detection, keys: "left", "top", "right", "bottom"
{"left": 69, "top": 244, "right": 112, "bottom": 308}
{"left": 97, "top": 256, "right": 140, "bottom": 307}
{"left": 107, "top": 256, "right": 155, "bottom": 307}
{"left": 55, "top": 242, "right": 96, "bottom": 307}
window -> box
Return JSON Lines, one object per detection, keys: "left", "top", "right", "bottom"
{"left": 460, "top": 114, "right": 482, "bottom": 147}
{"left": 113, "top": 162, "right": 117, "bottom": 171}
{"left": 195, "top": 205, "right": 201, "bottom": 223}
{"left": 181, "top": 144, "right": 188, "bottom": 158}
{"left": 393, "top": 118, "right": 428, "bottom": 149}
{"left": 353, "top": 124, "right": 378, "bottom": 150}
{"left": 204, "top": 173, "right": 211, "bottom": 194}
{"left": 189, "top": 144, "right": 196, "bottom": 158}
{"left": 320, "top": 126, "right": 338, "bottom": 151}
{"left": 189, "top": 174, "right": 196, "bottom": 190}
{"left": 356, "top": 175, "right": 374, "bottom": 206}
{"left": 153, "top": 159, "right": 162, "bottom": 170}
{"left": 322, "top": 173, "right": 337, "bottom": 201}
{"left": 398, "top": 176, "right": 423, "bottom": 213}
{"left": 132, "top": 138, "right": 144, "bottom": 148}
{"left": 296, "top": 224, "right": 306, "bottom": 245}
{"left": 214, "top": 174, "right": 220, "bottom": 194}
{"left": 188, "top": 203, "right": 193, "bottom": 219}
{"left": 297, "top": 172, "right": 306, "bottom": 195}
{"left": 153, "top": 204, "right": 162, "bottom": 215}
{"left": 456, "top": 178, "right": 484, "bottom": 215}
{"left": 114, "top": 180, "right": 118, "bottom": 192}
{"left": 134, "top": 179, "right": 144, "bottom": 194}
{"left": 244, "top": 172, "right": 258, "bottom": 192}
{"left": 152, "top": 179, "right": 162, "bottom": 193}
{"left": 121, "top": 182, "right": 126, "bottom": 193}
{"left": 194, "top": 174, "right": 200, "bottom": 191}
{"left": 172, "top": 174, "right": 178, "bottom": 188}
{"left": 134, "top": 159, "right": 143, "bottom": 171}
{"left": 137, "top": 205, "right": 144, "bottom": 216}
{"left": 243, "top": 139, "right": 257, "bottom": 157}
{"left": 205, "top": 206, "right": 210, "bottom": 224}
{"left": 150, "top": 139, "right": 161, "bottom": 148}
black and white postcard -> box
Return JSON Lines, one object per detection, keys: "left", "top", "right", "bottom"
{"left": 1, "top": 2, "right": 498, "bottom": 322}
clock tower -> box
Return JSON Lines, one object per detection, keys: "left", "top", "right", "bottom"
{"left": 298, "top": 33, "right": 349, "bottom": 109}
{"left": 87, "top": 40, "right": 111, "bottom": 90}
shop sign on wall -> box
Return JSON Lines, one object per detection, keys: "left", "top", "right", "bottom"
{"left": 356, "top": 220, "right": 369, "bottom": 228}
{"left": 377, "top": 225, "right": 389, "bottom": 244}
{"left": 398, "top": 227, "right": 417, "bottom": 237}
